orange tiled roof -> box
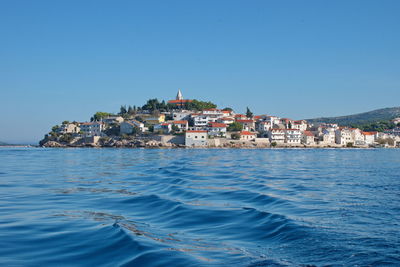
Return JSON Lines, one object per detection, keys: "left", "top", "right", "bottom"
{"left": 240, "top": 131, "right": 255, "bottom": 135}
{"left": 186, "top": 130, "right": 207, "bottom": 133}
{"left": 209, "top": 122, "right": 227, "bottom": 128}
{"left": 173, "top": 120, "right": 188, "bottom": 124}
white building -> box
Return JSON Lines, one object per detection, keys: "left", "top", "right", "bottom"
{"left": 335, "top": 128, "right": 355, "bottom": 146}
{"left": 257, "top": 121, "right": 272, "bottom": 133}
{"left": 240, "top": 131, "right": 256, "bottom": 140}
{"left": 172, "top": 111, "right": 192, "bottom": 121}
{"left": 285, "top": 129, "right": 301, "bottom": 144}
{"left": 321, "top": 128, "right": 336, "bottom": 144}
{"left": 236, "top": 119, "right": 255, "bottom": 131}
{"left": 268, "top": 129, "right": 285, "bottom": 143}
{"left": 120, "top": 120, "right": 146, "bottom": 134}
{"left": 80, "top": 122, "right": 105, "bottom": 136}
{"left": 207, "top": 122, "right": 227, "bottom": 137}
{"left": 292, "top": 120, "right": 308, "bottom": 131}
{"left": 217, "top": 117, "right": 235, "bottom": 125}
{"left": 302, "top": 131, "right": 315, "bottom": 145}
{"left": 185, "top": 130, "right": 208, "bottom": 147}
{"left": 172, "top": 120, "right": 189, "bottom": 132}
{"left": 363, "top": 131, "right": 377, "bottom": 145}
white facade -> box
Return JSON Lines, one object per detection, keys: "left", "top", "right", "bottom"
{"left": 285, "top": 129, "right": 301, "bottom": 144}
{"left": 185, "top": 131, "right": 208, "bottom": 147}
{"left": 257, "top": 121, "right": 272, "bottom": 133}
{"left": 335, "top": 128, "right": 355, "bottom": 145}
{"left": 172, "top": 111, "right": 192, "bottom": 121}
{"left": 80, "top": 122, "right": 105, "bottom": 136}
{"left": 268, "top": 129, "right": 285, "bottom": 143}
{"left": 207, "top": 123, "right": 227, "bottom": 137}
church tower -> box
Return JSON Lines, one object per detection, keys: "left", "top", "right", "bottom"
{"left": 176, "top": 89, "right": 183, "bottom": 100}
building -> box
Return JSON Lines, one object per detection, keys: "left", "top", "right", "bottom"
{"left": 102, "top": 116, "right": 124, "bottom": 124}
{"left": 292, "top": 120, "right": 308, "bottom": 131}
{"left": 335, "top": 128, "right": 355, "bottom": 146}
{"left": 154, "top": 123, "right": 172, "bottom": 134}
{"left": 208, "top": 122, "right": 227, "bottom": 137}
{"left": 143, "top": 114, "right": 165, "bottom": 125}
{"left": 236, "top": 119, "right": 255, "bottom": 131}
{"left": 320, "top": 128, "right": 336, "bottom": 144}
{"left": 79, "top": 122, "right": 105, "bottom": 136}
{"left": 120, "top": 120, "right": 146, "bottom": 134}
{"left": 285, "top": 129, "right": 302, "bottom": 144}
{"left": 171, "top": 120, "right": 189, "bottom": 132}
{"left": 168, "top": 89, "right": 193, "bottom": 107}
{"left": 385, "top": 127, "right": 400, "bottom": 137}
{"left": 257, "top": 121, "right": 272, "bottom": 133}
{"left": 58, "top": 123, "right": 80, "bottom": 134}
{"left": 240, "top": 131, "right": 256, "bottom": 140}
{"left": 302, "top": 131, "right": 315, "bottom": 145}
{"left": 185, "top": 130, "right": 208, "bottom": 147}
{"left": 363, "top": 131, "right": 377, "bottom": 145}
{"left": 217, "top": 117, "right": 234, "bottom": 125}
{"left": 268, "top": 129, "right": 285, "bottom": 143}
{"left": 172, "top": 111, "right": 192, "bottom": 121}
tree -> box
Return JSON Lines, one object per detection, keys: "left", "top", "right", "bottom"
{"left": 271, "top": 142, "right": 277, "bottom": 147}
{"left": 231, "top": 133, "right": 240, "bottom": 140}
{"left": 288, "top": 122, "right": 292, "bottom": 129}
{"left": 227, "top": 122, "right": 243, "bottom": 132}
{"left": 92, "top": 112, "right": 111, "bottom": 121}
{"left": 222, "top": 107, "right": 233, "bottom": 111}
{"left": 119, "top": 105, "right": 127, "bottom": 115}
{"left": 246, "top": 107, "right": 253, "bottom": 118}
{"left": 62, "top": 121, "right": 70, "bottom": 125}
{"left": 171, "top": 124, "right": 180, "bottom": 133}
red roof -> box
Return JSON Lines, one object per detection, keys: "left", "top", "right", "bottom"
{"left": 186, "top": 130, "right": 207, "bottom": 133}
{"left": 236, "top": 119, "right": 254, "bottom": 123}
{"left": 220, "top": 117, "right": 234, "bottom": 121}
{"left": 208, "top": 122, "right": 227, "bottom": 128}
{"left": 363, "top": 131, "right": 377, "bottom": 135}
{"left": 222, "top": 110, "right": 231, "bottom": 113}
{"left": 303, "top": 131, "right": 314, "bottom": 137}
{"left": 240, "top": 131, "right": 255, "bottom": 136}
{"left": 235, "top": 114, "right": 246, "bottom": 118}
{"left": 173, "top": 120, "right": 188, "bottom": 125}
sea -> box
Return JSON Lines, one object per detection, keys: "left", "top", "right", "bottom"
{"left": 0, "top": 147, "right": 399, "bottom": 266}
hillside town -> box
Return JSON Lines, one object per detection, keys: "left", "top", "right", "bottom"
{"left": 40, "top": 90, "right": 400, "bottom": 148}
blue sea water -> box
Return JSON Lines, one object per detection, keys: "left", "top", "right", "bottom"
{"left": 0, "top": 148, "right": 399, "bottom": 266}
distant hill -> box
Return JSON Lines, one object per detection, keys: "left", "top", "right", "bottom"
{"left": 0, "top": 141, "right": 10, "bottom": 146}
{"left": 307, "top": 107, "right": 400, "bottom": 126}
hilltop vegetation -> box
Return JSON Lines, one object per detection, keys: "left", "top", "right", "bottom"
{"left": 307, "top": 107, "right": 400, "bottom": 130}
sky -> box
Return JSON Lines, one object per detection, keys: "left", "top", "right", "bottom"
{"left": 1, "top": 0, "right": 399, "bottom": 144}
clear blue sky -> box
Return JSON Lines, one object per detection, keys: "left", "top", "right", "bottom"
{"left": 1, "top": 0, "right": 399, "bottom": 144}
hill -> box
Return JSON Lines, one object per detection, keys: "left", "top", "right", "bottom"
{"left": 0, "top": 141, "right": 10, "bottom": 146}
{"left": 307, "top": 107, "right": 400, "bottom": 126}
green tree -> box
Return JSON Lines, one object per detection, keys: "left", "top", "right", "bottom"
{"left": 119, "top": 105, "right": 127, "bottom": 115}
{"left": 92, "top": 112, "right": 111, "bottom": 121}
{"left": 231, "top": 133, "right": 240, "bottom": 140}
{"left": 227, "top": 122, "right": 243, "bottom": 132}
{"left": 62, "top": 121, "right": 70, "bottom": 125}
{"left": 246, "top": 107, "right": 253, "bottom": 118}
{"left": 222, "top": 107, "right": 233, "bottom": 111}
{"left": 271, "top": 142, "right": 277, "bottom": 147}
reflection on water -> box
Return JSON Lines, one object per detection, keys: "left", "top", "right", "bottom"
{"left": 0, "top": 148, "right": 399, "bottom": 266}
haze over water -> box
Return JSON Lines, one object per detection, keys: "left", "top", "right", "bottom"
{"left": 0, "top": 147, "right": 399, "bottom": 266}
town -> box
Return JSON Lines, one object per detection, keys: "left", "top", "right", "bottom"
{"left": 40, "top": 90, "right": 400, "bottom": 148}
